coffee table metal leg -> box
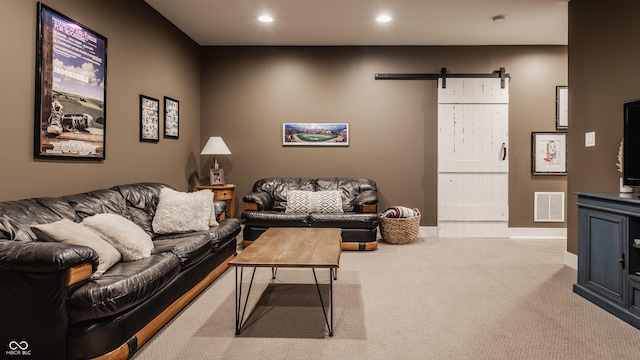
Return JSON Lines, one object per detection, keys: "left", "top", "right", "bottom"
{"left": 312, "top": 268, "right": 334, "bottom": 337}
{"left": 235, "top": 266, "right": 257, "bottom": 335}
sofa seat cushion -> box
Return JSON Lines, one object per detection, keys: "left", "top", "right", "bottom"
{"left": 152, "top": 234, "right": 212, "bottom": 269}
{"left": 309, "top": 213, "right": 379, "bottom": 229}
{"left": 68, "top": 252, "right": 180, "bottom": 323}
{"left": 154, "top": 218, "right": 241, "bottom": 255}
{"left": 241, "top": 211, "right": 308, "bottom": 227}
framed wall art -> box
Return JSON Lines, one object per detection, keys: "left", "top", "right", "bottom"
{"left": 556, "top": 85, "right": 568, "bottom": 130}
{"left": 140, "top": 95, "right": 159, "bottom": 142}
{"left": 283, "top": 123, "right": 349, "bottom": 146}
{"left": 164, "top": 96, "right": 179, "bottom": 139}
{"left": 532, "top": 132, "right": 567, "bottom": 175}
{"left": 34, "top": 3, "right": 108, "bottom": 159}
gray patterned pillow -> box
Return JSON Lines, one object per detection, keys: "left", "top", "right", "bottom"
{"left": 285, "top": 190, "right": 344, "bottom": 214}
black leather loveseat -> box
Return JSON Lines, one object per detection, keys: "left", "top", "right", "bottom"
{"left": 241, "top": 177, "right": 378, "bottom": 250}
{"left": 0, "top": 183, "right": 241, "bottom": 360}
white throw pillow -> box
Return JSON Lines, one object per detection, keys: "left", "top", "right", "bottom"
{"left": 152, "top": 188, "right": 217, "bottom": 235}
{"left": 82, "top": 213, "right": 153, "bottom": 261}
{"left": 285, "top": 190, "right": 344, "bottom": 214}
{"left": 32, "top": 218, "right": 122, "bottom": 277}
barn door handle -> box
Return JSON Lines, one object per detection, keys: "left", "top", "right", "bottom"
{"left": 501, "top": 143, "right": 507, "bottom": 160}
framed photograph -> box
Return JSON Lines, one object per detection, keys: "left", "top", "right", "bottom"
{"left": 532, "top": 132, "right": 567, "bottom": 175}
{"left": 34, "top": 3, "right": 107, "bottom": 159}
{"left": 164, "top": 96, "right": 179, "bottom": 139}
{"left": 140, "top": 95, "right": 159, "bottom": 142}
{"left": 283, "top": 123, "right": 349, "bottom": 146}
{"left": 210, "top": 168, "right": 225, "bottom": 186}
{"left": 556, "top": 85, "right": 568, "bottom": 130}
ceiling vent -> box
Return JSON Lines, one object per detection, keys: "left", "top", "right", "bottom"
{"left": 534, "top": 192, "right": 565, "bottom": 222}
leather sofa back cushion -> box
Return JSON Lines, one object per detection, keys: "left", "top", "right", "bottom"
{"left": 0, "top": 198, "right": 77, "bottom": 241}
{"left": 115, "top": 183, "right": 167, "bottom": 236}
{"left": 285, "top": 190, "right": 344, "bottom": 214}
{"left": 251, "top": 177, "right": 377, "bottom": 212}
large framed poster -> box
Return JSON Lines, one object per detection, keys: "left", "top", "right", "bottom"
{"left": 35, "top": 3, "right": 107, "bottom": 159}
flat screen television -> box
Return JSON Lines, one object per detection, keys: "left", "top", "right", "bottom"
{"left": 623, "top": 99, "right": 640, "bottom": 187}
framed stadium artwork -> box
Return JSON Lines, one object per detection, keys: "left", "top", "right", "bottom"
{"left": 283, "top": 123, "right": 349, "bottom": 146}
{"left": 34, "top": 3, "right": 107, "bottom": 159}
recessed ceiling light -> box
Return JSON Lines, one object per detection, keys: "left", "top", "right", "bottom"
{"left": 258, "top": 15, "right": 273, "bottom": 23}
{"left": 376, "top": 14, "right": 392, "bottom": 23}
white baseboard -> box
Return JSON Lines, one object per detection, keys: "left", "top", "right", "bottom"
{"left": 508, "top": 227, "right": 567, "bottom": 239}
{"left": 564, "top": 251, "right": 577, "bottom": 270}
{"left": 417, "top": 226, "right": 567, "bottom": 239}
{"left": 419, "top": 226, "right": 438, "bottom": 237}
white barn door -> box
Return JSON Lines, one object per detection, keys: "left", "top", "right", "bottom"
{"left": 437, "top": 77, "right": 509, "bottom": 237}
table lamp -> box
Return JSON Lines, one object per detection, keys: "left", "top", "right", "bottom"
{"left": 200, "top": 137, "right": 231, "bottom": 185}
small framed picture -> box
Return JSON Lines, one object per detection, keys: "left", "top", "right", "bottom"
{"left": 210, "top": 168, "right": 225, "bottom": 186}
{"left": 556, "top": 86, "right": 568, "bottom": 130}
{"left": 164, "top": 96, "right": 179, "bottom": 139}
{"left": 532, "top": 132, "right": 567, "bottom": 175}
{"left": 140, "top": 95, "right": 159, "bottom": 142}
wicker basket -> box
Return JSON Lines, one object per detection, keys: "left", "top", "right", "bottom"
{"left": 379, "top": 213, "right": 421, "bottom": 245}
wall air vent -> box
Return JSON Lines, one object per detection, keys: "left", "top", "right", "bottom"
{"left": 534, "top": 192, "right": 565, "bottom": 222}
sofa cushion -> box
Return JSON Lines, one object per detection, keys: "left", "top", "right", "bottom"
{"left": 0, "top": 198, "right": 77, "bottom": 241}
{"left": 31, "top": 219, "right": 121, "bottom": 277}
{"left": 316, "top": 177, "right": 376, "bottom": 212}
{"left": 152, "top": 234, "right": 212, "bottom": 269}
{"left": 252, "top": 177, "right": 316, "bottom": 211}
{"left": 67, "top": 252, "right": 180, "bottom": 323}
{"left": 152, "top": 188, "right": 216, "bottom": 234}
{"left": 82, "top": 214, "right": 153, "bottom": 261}
{"left": 309, "top": 212, "right": 379, "bottom": 229}
{"left": 63, "top": 188, "right": 128, "bottom": 220}
{"left": 241, "top": 211, "right": 309, "bottom": 227}
{"left": 285, "top": 190, "right": 344, "bottom": 214}
{"left": 115, "top": 183, "right": 167, "bottom": 236}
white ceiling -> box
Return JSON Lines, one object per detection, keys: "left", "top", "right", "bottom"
{"left": 144, "top": 0, "right": 568, "bottom": 46}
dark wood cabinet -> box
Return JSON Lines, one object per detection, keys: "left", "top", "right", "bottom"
{"left": 575, "top": 192, "right": 640, "bottom": 329}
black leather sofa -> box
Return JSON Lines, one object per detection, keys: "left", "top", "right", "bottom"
{"left": 0, "top": 183, "right": 241, "bottom": 360}
{"left": 241, "top": 177, "right": 379, "bottom": 250}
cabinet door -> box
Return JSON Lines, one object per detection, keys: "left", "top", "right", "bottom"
{"left": 579, "top": 209, "right": 627, "bottom": 305}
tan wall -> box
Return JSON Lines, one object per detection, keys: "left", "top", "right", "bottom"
{"left": 201, "top": 46, "right": 568, "bottom": 225}
{"left": 0, "top": 0, "right": 201, "bottom": 201}
{"left": 567, "top": 0, "right": 640, "bottom": 254}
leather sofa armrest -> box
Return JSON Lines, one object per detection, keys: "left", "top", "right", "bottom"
{"left": 0, "top": 240, "right": 97, "bottom": 357}
{"left": 0, "top": 240, "right": 98, "bottom": 274}
{"left": 243, "top": 191, "right": 273, "bottom": 211}
{"left": 213, "top": 200, "right": 227, "bottom": 221}
{"left": 353, "top": 190, "right": 378, "bottom": 213}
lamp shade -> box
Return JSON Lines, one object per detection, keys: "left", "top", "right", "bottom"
{"left": 200, "top": 137, "right": 231, "bottom": 155}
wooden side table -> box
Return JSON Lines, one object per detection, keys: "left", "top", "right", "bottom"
{"left": 196, "top": 184, "right": 237, "bottom": 219}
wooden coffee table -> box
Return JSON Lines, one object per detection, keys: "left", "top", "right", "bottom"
{"left": 229, "top": 227, "right": 342, "bottom": 336}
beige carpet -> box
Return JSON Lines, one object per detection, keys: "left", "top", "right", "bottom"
{"left": 132, "top": 236, "right": 640, "bottom": 360}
